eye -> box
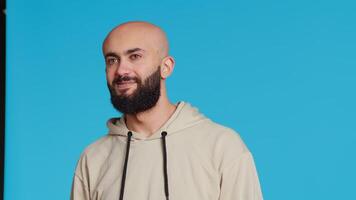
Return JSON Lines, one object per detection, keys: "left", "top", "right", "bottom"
{"left": 106, "top": 57, "right": 118, "bottom": 65}
{"left": 129, "top": 54, "right": 141, "bottom": 60}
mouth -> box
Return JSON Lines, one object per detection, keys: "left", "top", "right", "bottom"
{"left": 115, "top": 81, "right": 136, "bottom": 91}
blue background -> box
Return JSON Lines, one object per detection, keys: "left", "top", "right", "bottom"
{"left": 5, "top": 0, "right": 356, "bottom": 199}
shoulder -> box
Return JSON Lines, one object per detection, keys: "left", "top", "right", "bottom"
{"left": 201, "top": 119, "right": 249, "bottom": 152}
{"left": 82, "top": 135, "right": 116, "bottom": 159}
{"left": 200, "top": 119, "right": 251, "bottom": 171}
{"left": 75, "top": 135, "right": 115, "bottom": 169}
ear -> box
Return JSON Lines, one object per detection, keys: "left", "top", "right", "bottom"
{"left": 160, "top": 56, "right": 175, "bottom": 79}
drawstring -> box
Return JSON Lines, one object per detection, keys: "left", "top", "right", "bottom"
{"left": 161, "top": 131, "right": 170, "bottom": 200}
{"left": 119, "top": 131, "right": 170, "bottom": 200}
{"left": 119, "top": 131, "right": 132, "bottom": 200}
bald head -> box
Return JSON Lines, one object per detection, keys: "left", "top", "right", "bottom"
{"left": 102, "top": 21, "right": 169, "bottom": 59}
{"left": 104, "top": 21, "right": 176, "bottom": 112}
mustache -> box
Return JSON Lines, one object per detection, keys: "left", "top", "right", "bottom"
{"left": 113, "top": 75, "right": 139, "bottom": 85}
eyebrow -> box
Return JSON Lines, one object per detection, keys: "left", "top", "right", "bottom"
{"left": 104, "top": 48, "right": 145, "bottom": 58}
{"left": 126, "top": 48, "right": 145, "bottom": 55}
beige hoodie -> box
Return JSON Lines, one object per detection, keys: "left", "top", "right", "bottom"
{"left": 70, "top": 101, "right": 263, "bottom": 200}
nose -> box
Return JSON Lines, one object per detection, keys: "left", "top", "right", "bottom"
{"left": 115, "top": 59, "right": 132, "bottom": 76}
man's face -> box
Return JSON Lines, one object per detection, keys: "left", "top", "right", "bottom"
{"left": 103, "top": 28, "right": 163, "bottom": 114}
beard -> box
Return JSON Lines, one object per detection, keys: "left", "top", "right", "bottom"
{"left": 107, "top": 66, "right": 161, "bottom": 114}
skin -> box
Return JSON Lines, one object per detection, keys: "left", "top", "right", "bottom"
{"left": 102, "top": 21, "right": 176, "bottom": 138}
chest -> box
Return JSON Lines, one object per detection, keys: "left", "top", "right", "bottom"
{"left": 90, "top": 140, "right": 221, "bottom": 200}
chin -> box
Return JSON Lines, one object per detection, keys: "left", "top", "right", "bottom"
{"left": 119, "top": 88, "right": 136, "bottom": 97}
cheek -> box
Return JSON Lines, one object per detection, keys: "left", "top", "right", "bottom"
{"left": 106, "top": 69, "right": 115, "bottom": 83}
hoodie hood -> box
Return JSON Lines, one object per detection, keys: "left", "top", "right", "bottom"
{"left": 107, "top": 101, "right": 209, "bottom": 141}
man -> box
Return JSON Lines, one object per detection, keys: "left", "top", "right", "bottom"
{"left": 70, "top": 21, "right": 263, "bottom": 200}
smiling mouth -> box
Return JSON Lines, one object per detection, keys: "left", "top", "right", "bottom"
{"left": 116, "top": 82, "right": 136, "bottom": 91}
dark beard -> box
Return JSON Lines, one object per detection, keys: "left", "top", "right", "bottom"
{"left": 108, "top": 66, "right": 161, "bottom": 114}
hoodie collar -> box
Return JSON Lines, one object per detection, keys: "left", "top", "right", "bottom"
{"left": 107, "top": 101, "right": 208, "bottom": 141}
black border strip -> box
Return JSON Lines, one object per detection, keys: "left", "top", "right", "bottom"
{"left": 1, "top": 0, "right": 6, "bottom": 199}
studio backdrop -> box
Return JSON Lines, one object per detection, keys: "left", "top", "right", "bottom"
{"left": 5, "top": 0, "right": 356, "bottom": 199}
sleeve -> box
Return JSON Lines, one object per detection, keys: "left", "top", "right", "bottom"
{"left": 70, "top": 173, "right": 90, "bottom": 200}
{"left": 70, "top": 152, "right": 91, "bottom": 200}
{"left": 218, "top": 151, "right": 263, "bottom": 200}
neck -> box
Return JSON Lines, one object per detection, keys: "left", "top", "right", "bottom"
{"left": 123, "top": 97, "right": 177, "bottom": 138}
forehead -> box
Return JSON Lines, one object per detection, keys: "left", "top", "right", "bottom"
{"left": 102, "top": 29, "right": 156, "bottom": 55}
